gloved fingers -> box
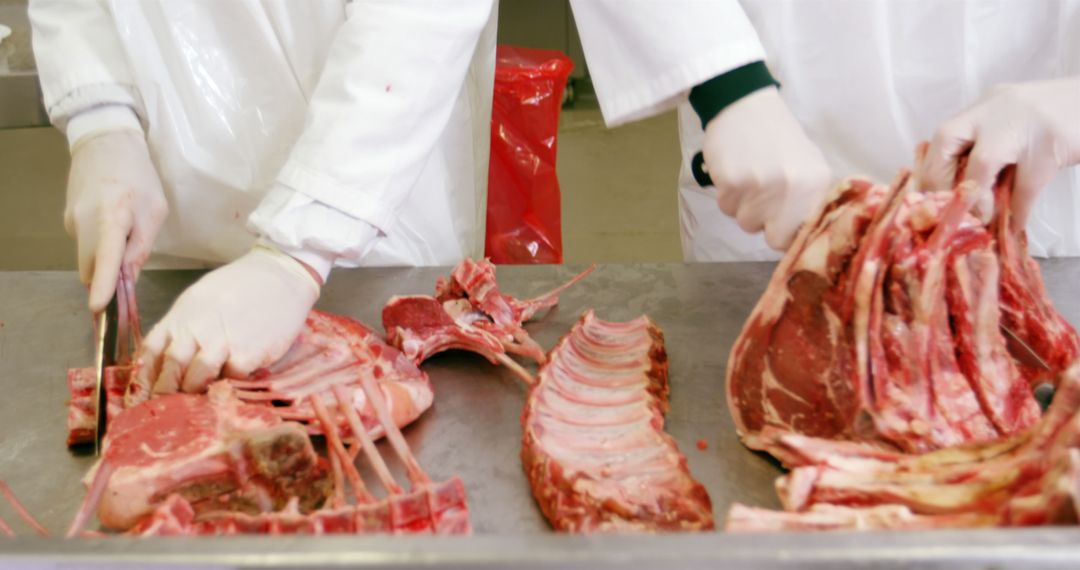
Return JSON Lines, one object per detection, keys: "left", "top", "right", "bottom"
{"left": 766, "top": 176, "right": 830, "bottom": 252}
{"left": 732, "top": 177, "right": 778, "bottom": 234}
{"left": 222, "top": 353, "right": 261, "bottom": 381}
{"left": 181, "top": 343, "right": 229, "bottom": 393}
{"left": 153, "top": 359, "right": 184, "bottom": 396}
{"left": 919, "top": 113, "right": 976, "bottom": 192}
{"left": 970, "top": 187, "right": 996, "bottom": 225}
{"left": 1011, "top": 158, "right": 1058, "bottom": 233}
{"left": 74, "top": 223, "right": 95, "bottom": 287}
{"left": 87, "top": 218, "right": 132, "bottom": 313}
{"left": 121, "top": 219, "right": 162, "bottom": 285}
{"left": 153, "top": 333, "right": 197, "bottom": 395}
{"left": 965, "top": 139, "right": 1015, "bottom": 210}
{"left": 716, "top": 186, "right": 741, "bottom": 217}
{"left": 764, "top": 218, "right": 798, "bottom": 251}
{"left": 761, "top": 193, "right": 799, "bottom": 251}
{"left": 136, "top": 327, "right": 167, "bottom": 399}
{"left": 222, "top": 330, "right": 302, "bottom": 380}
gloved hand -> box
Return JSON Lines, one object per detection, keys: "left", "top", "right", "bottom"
{"left": 65, "top": 130, "right": 168, "bottom": 312}
{"left": 701, "top": 86, "right": 832, "bottom": 250}
{"left": 137, "top": 242, "right": 321, "bottom": 395}
{"left": 917, "top": 77, "right": 1080, "bottom": 231}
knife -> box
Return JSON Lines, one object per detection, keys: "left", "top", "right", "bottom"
{"left": 93, "top": 296, "right": 120, "bottom": 455}
{"left": 1000, "top": 324, "right": 1051, "bottom": 372}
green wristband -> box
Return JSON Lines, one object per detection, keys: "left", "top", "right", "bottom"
{"left": 689, "top": 61, "right": 780, "bottom": 130}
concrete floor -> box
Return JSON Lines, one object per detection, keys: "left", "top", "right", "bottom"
{"left": 0, "top": 98, "right": 682, "bottom": 270}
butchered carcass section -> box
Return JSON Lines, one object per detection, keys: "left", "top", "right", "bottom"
{"left": 65, "top": 377, "right": 471, "bottom": 536}
{"left": 383, "top": 258, "right": 593, "bottom": 383}
{"left": 78, "top": 383, "right": 331, "bottom": 531}
{"left": 727, "top": 168, "right": 1079, "bottom": 455}
{"left": 727, "top": 362, "right": 1080, "bottom": 531}
{"left": 521, "top": 311, "right": 713, "bottom": 532}
{"left": 68, "top": 310, "right": 434, "bottom": 446}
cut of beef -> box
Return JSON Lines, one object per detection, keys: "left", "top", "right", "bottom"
{"left": 68, "top": 309, "right": 434, "bottom": 446}
{"left": 727, "top": 158, "right": 1079, "bottom": 455}
{"left": 521, "top": 311, "right": 713, "bottom": 532}
{"left": 128, "top": 380, "right": 470, "bottom": 536}
{"left": 727, "top": 363, "right": 1080, "bottom": 531}
{"left": 65, "top": 370, "right": 470, "bottom": 536}
{"left": 383, "top": 258, "right": 593, "bottom": 381}
{"left": 67, "top": 366, "right": 131, "bottom": 447}
{"left": 130, "top": 477, "right": 469, "bottom": 536}
{"left": 68, "top": 383, "right": 331, "bottom": 533}
{"left": 56, "top": 266, "right": 471, "bottom": 537}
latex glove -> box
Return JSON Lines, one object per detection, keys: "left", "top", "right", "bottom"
{"left": 138, "top": 243, "right": 321, "bottom": 395}
{"left": 917, "top": 77, "right": 1080, "bottom": 231}
{"left": 701, "top": 87, "right": 832, "bottom": 250}
{"left": 64, "top": 131, "right": 168, "bottom": 312}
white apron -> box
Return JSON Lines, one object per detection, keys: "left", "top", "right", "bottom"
{"left": 677, "top": 0, "right": 1080, "bottom": 261}
{"left": 108, "top": 1, "right": 496, "bottom": 268}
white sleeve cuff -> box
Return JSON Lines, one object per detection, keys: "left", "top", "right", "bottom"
{"left": 597, "top": 43, "right": 766, "bottom": 128}
{"left": 248, "top": 183, "right": 382, "bottom": 280}
{"left": 65, "top": 105, "right": 143, "bottom": 151}
{"left": 258, "top": 239, "right": 337, "bottom": 285}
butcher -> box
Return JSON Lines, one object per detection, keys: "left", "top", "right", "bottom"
{"left": 570, "top": 1, "right": 1080, "bottom": 261}
{"left": 30, "top": 0, "right": 498, "bottom": 393}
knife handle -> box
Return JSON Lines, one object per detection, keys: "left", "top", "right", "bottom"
{"left": 691, "top": 151, "right": 713, "bottom": 188}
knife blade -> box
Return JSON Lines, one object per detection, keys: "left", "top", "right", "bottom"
{"left": 1000, "top": 324, "right": 1051, "bottom": 372}
{"left": 93, "top": 296, "right": 120, "bottom": 455}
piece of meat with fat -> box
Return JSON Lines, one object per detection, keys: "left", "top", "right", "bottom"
{"left": 66, "top": 383, "right": 331, "bottom": 532}
{"left": 383, "top": 258, "right": 594, "bottom": 382}
{"left": 727, "top": 363, "right": 1080, "bottom": 532}
{"left": 128, "top": 374, "right": 470, "bottom": 535}
{"left": 521, "top": 310, "right": 713, "bottom": 532}
{"left": 726, "top": 158, "right": 1076, "bottom": 454}
{"left": 130, "top": 477, "right": 469, "bottom": 536}
{"left": 68, "top": 309, "right": 434, "bottom": 446}
{"left": 66, "top": 366, "right": 131, "bottom": 447}
{"left": 50, "top": 268, "right": 467, "bottom": 537}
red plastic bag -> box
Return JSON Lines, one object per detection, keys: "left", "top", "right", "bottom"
{"left": 486, "top": 46, "right": 573, "bottom": 264}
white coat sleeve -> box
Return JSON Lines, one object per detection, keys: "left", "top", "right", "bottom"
{"left": 569, "top": 0, "right": 767, "bottom": 127}
{"left": 29, "top": 0, "right": 143, "bottom": 147}
{"left": 248, "top": 0, "right": 496, "bottom": 274}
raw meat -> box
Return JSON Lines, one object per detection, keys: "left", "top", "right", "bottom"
{"left": 521, "top": 310, "right": 713, "bottom": 532}
{"left": 383, "top": 258, "right": 593, "bottom": 382}
{"left": 727, "top": 160, "right": 1079, "bottom": 455}
{"left": 67, "top": 375, "right": 470, "bottom": 536}
{"left": 128, "top": 380, "right": 470, "bottom": 536}
{"left": 221, "top": 311, "right": 434, "bottom": 439}
{"left": 68, "top": 308, "right": 434, "bottom": 446}
{"left": 726, "top": 362, "right": 1080, "bottom": 531}
{"left": 68, "top": 383, "right": 331, "bottom": 532}
{"left": 66, "top": 366, "right": 132, "bottom": 447}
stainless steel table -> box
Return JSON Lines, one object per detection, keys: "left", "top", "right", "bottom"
{"left": 2, "top": 262, "right": 1080, "bottom": 569}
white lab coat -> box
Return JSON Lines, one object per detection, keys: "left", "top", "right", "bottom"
{"left": 30, "top": 0, "right": 497, "bottom": 275}
{"left": 573, "top": 0, "right": 1080, "bottom": 261}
